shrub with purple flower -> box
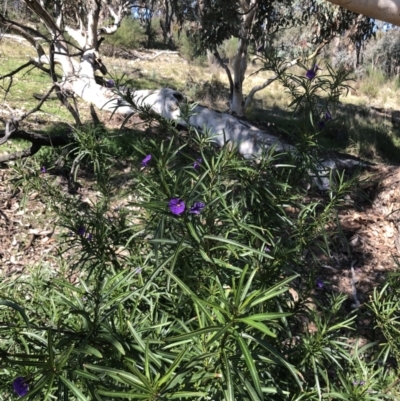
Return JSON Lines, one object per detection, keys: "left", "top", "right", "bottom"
{"left": 13, "top": 377, "right": 29, "bottom": 397}
{"left": 189, "top": 201, "right": 205, "bottom": 215}
{"left": 193, "top": 158, "right": 202, "bottom": 170}
{"left": 141, "top": 154, "right": 152, "bottom": 168}
{"left": 106, "top": 79, "right": 115, "bottom": 88}
{"left": 169, "top": 198, "right": 185, "bottom": 215}
{"left": 40, "top": 166, "right": 47, "bottom": 174}
{"left": 306, "top": 64, "right": 321, "bottom": 80}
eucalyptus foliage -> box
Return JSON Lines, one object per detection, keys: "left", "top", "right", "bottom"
{"left": 0, "top": 64, "right": 399, "bottom": 400}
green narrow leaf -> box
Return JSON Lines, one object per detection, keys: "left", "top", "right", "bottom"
{"left": 0, "top": 300, "right": 30, "bottom": 327}
{"left": 248, "top": 275, "right": 298, "bottom": 308}
{"left": 169, "top": 392, "right": 208, "bottom": 399}
{"left": 21, "top": 331, "right": 47, "bottom": 346}
{"left": 233, "top": 367, "right": 262, "bottom": 401}
{"left": 84, "top": 364, "right": 148, "bottom": 390}
{"left": 239, "top": 267, "right": 258, "bottom": 306}
{"left": 237, "top": 336, "right": 263, "bottom": 399}
{"left": 157, "top": 348, "right": 188, "bottom": 388}
{"left": 59, "top": 376, "right": 88, "bottom": 401}
{"left": 98, "top": 334, "right": 125, "bottom": 355}
{"left": 79, "top": 345, "right": 103, "bottom": 359}
{"left": 96, "top": 390, "right": 149, "bottom": 399}
{"left": 187, "top": 222, "right": 201, "bottom": 243}
{"left": 165, "top": 326, "right": 222, "bottom": 343}
{"left": 205, "top": 322, "right": 233, "bottom": 346}
{"left": 237, "top": 318, "right": 276, "bottom": 338}
{"left": 203, "top": 235, "right": 274, "bottom": 259}
{"left": 246, "top": 312, "right": 292, "bottom": 321}
{"left": 48, "top": 330, "right": 54, "bottom": 369}
{"left": 222, "top": 350, "right": 234, "bottom": 401}
{"left": 242, "top": 333, "right": 303, "bottom": 389}
{"left": 24, "top": 373, "right": 53, "bottom": 400}
{"left": 73, "top": 369, "right": 101, "bottom": 382}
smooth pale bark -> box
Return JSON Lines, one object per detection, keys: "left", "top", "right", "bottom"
{"left": 130, "top": 87, "right": 363, "bottom": 189}
{"left": 230, "top": 0, "right": 257, "bottom": 116}
{"left": 326, "top": 0, "right": 400, "bottom": 26}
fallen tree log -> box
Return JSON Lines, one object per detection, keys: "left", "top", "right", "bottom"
{"left": 124, "top": 87, "right": 370, "bottom": 188}
{"left": 0, "top": 86, "right": 370, "bottom": 188}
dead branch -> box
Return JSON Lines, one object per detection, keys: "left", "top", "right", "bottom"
{"left": 0, "top": 129, "right": 71, "bottom": 147}
{"left": 0, "top": 143, "right": 42, "bottom": 163}
{"left": 0, "top": 61, "right": 38, "bottom": 80}
{"left": 119, "top": 48, "right": 180, "bottom": 61}
{"left": 0, "top": 17, "right": 48, "bottom": 60}
{"left": 17, "top": 85, "right": 57, "bottom": 123}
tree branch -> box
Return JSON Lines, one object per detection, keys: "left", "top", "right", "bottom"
{"left": 0, "top": 143, "right": 42, "bottom": 163}
{"left": 213, "top": 49, "right": 234, "bottom": 101}
{"left": 0, "top": 85, "right": 57, "bottom": 146}
{"left": 326, "top": 0, "right": 400, "bottom": 26}
{"left": 0, "top": 17, "right": 48, "bottom": 60}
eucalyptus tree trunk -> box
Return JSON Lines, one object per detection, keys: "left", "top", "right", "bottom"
{"left": 13, "top": 0, "right": 134, "bottom": 114}
{"left": 326, "top": 0, "right": 400, "bottom": 26}
{"left": 229, "top": 0, "right": 257, "bottom": 116}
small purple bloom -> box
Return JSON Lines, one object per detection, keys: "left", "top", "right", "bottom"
{"left": 257, "top": 44, "right": 264, "bottom": 53}
{"left": 353, "top": 380, "right": 365, "bottom": 386}
{"left": 40, "top": 166, "right": 47, "bottom": 173}
{"left": 264, "top": 246, "right": 271, "bottom": 253}
{"left": 106, "top": 79, "right": 115, "bottom": 88}
{"left": 189, "top": 201, "right": 205, "bottom": 215}
{"left": 87, "top": 233, "right": 93, "bottom": 241}
{"left": 318, "top": 121, "right": 325, "bottom": 129}
{"left": 325, "top": 111, "right": 332, "bottom": 121}
{"left": 306, "top": 64, "right": 320, "bottom": 80}
{"left": 169, "top": 198, "right": 185, "bottom": 215}
{"left": 77, "top": 226, "right": 85, "bottom": 236}
{"left": 316, "top": 278, "right": 324, "bottom": 289}
{"left": 141, "top": 154, "right": 152, "bottom": 168}
{"left": 13, "top": 377, "right": 29, "bottom": 397}
{"left": 193, "top": 158, "right": 202, "bottom": 170}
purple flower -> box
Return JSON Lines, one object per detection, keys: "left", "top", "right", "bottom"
{"left": 141, "top": 154, "right": 152, "bottom": 168}
{"left": 77, "top": 226, "right": 85, "bottom": 236}
{"left": 87, "top": 233, "right": 93, "bottom": 241}
{"left": 169, "top": 198, "right": 185, "bottom": 215}
{"left": 316, "top": 278, "right": 324, "bottom": 289}
{"left": 189, "top": 201, "right": 205, "bottom": 215}
{"left": 193, "top": 158, "right": 202, "bottom": 170}
{"left": 353, "top": 380, "right": 365, "bottom": 386}
{"left": 106, "top": 79, "right": 115, "bottom": 88}
{"left": 257, "top": 44, "right": 265, "bottom": 53}
{"left": 13, "top": 377, "right": 29, "bottom": 397}
{"left": 264, "top": 246, "right": 271, "bottom": 253}
{"left": 318, "top": 121, "right": 325, "bottom": 129}
{"left": 40, "top": 166, "right": 46, "bottom": 173}
{"left": 325, "top": 111, "right": 332, "bottom": 121}
{"left": 306, "top": 64, "right": 321, "bottom": 80}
